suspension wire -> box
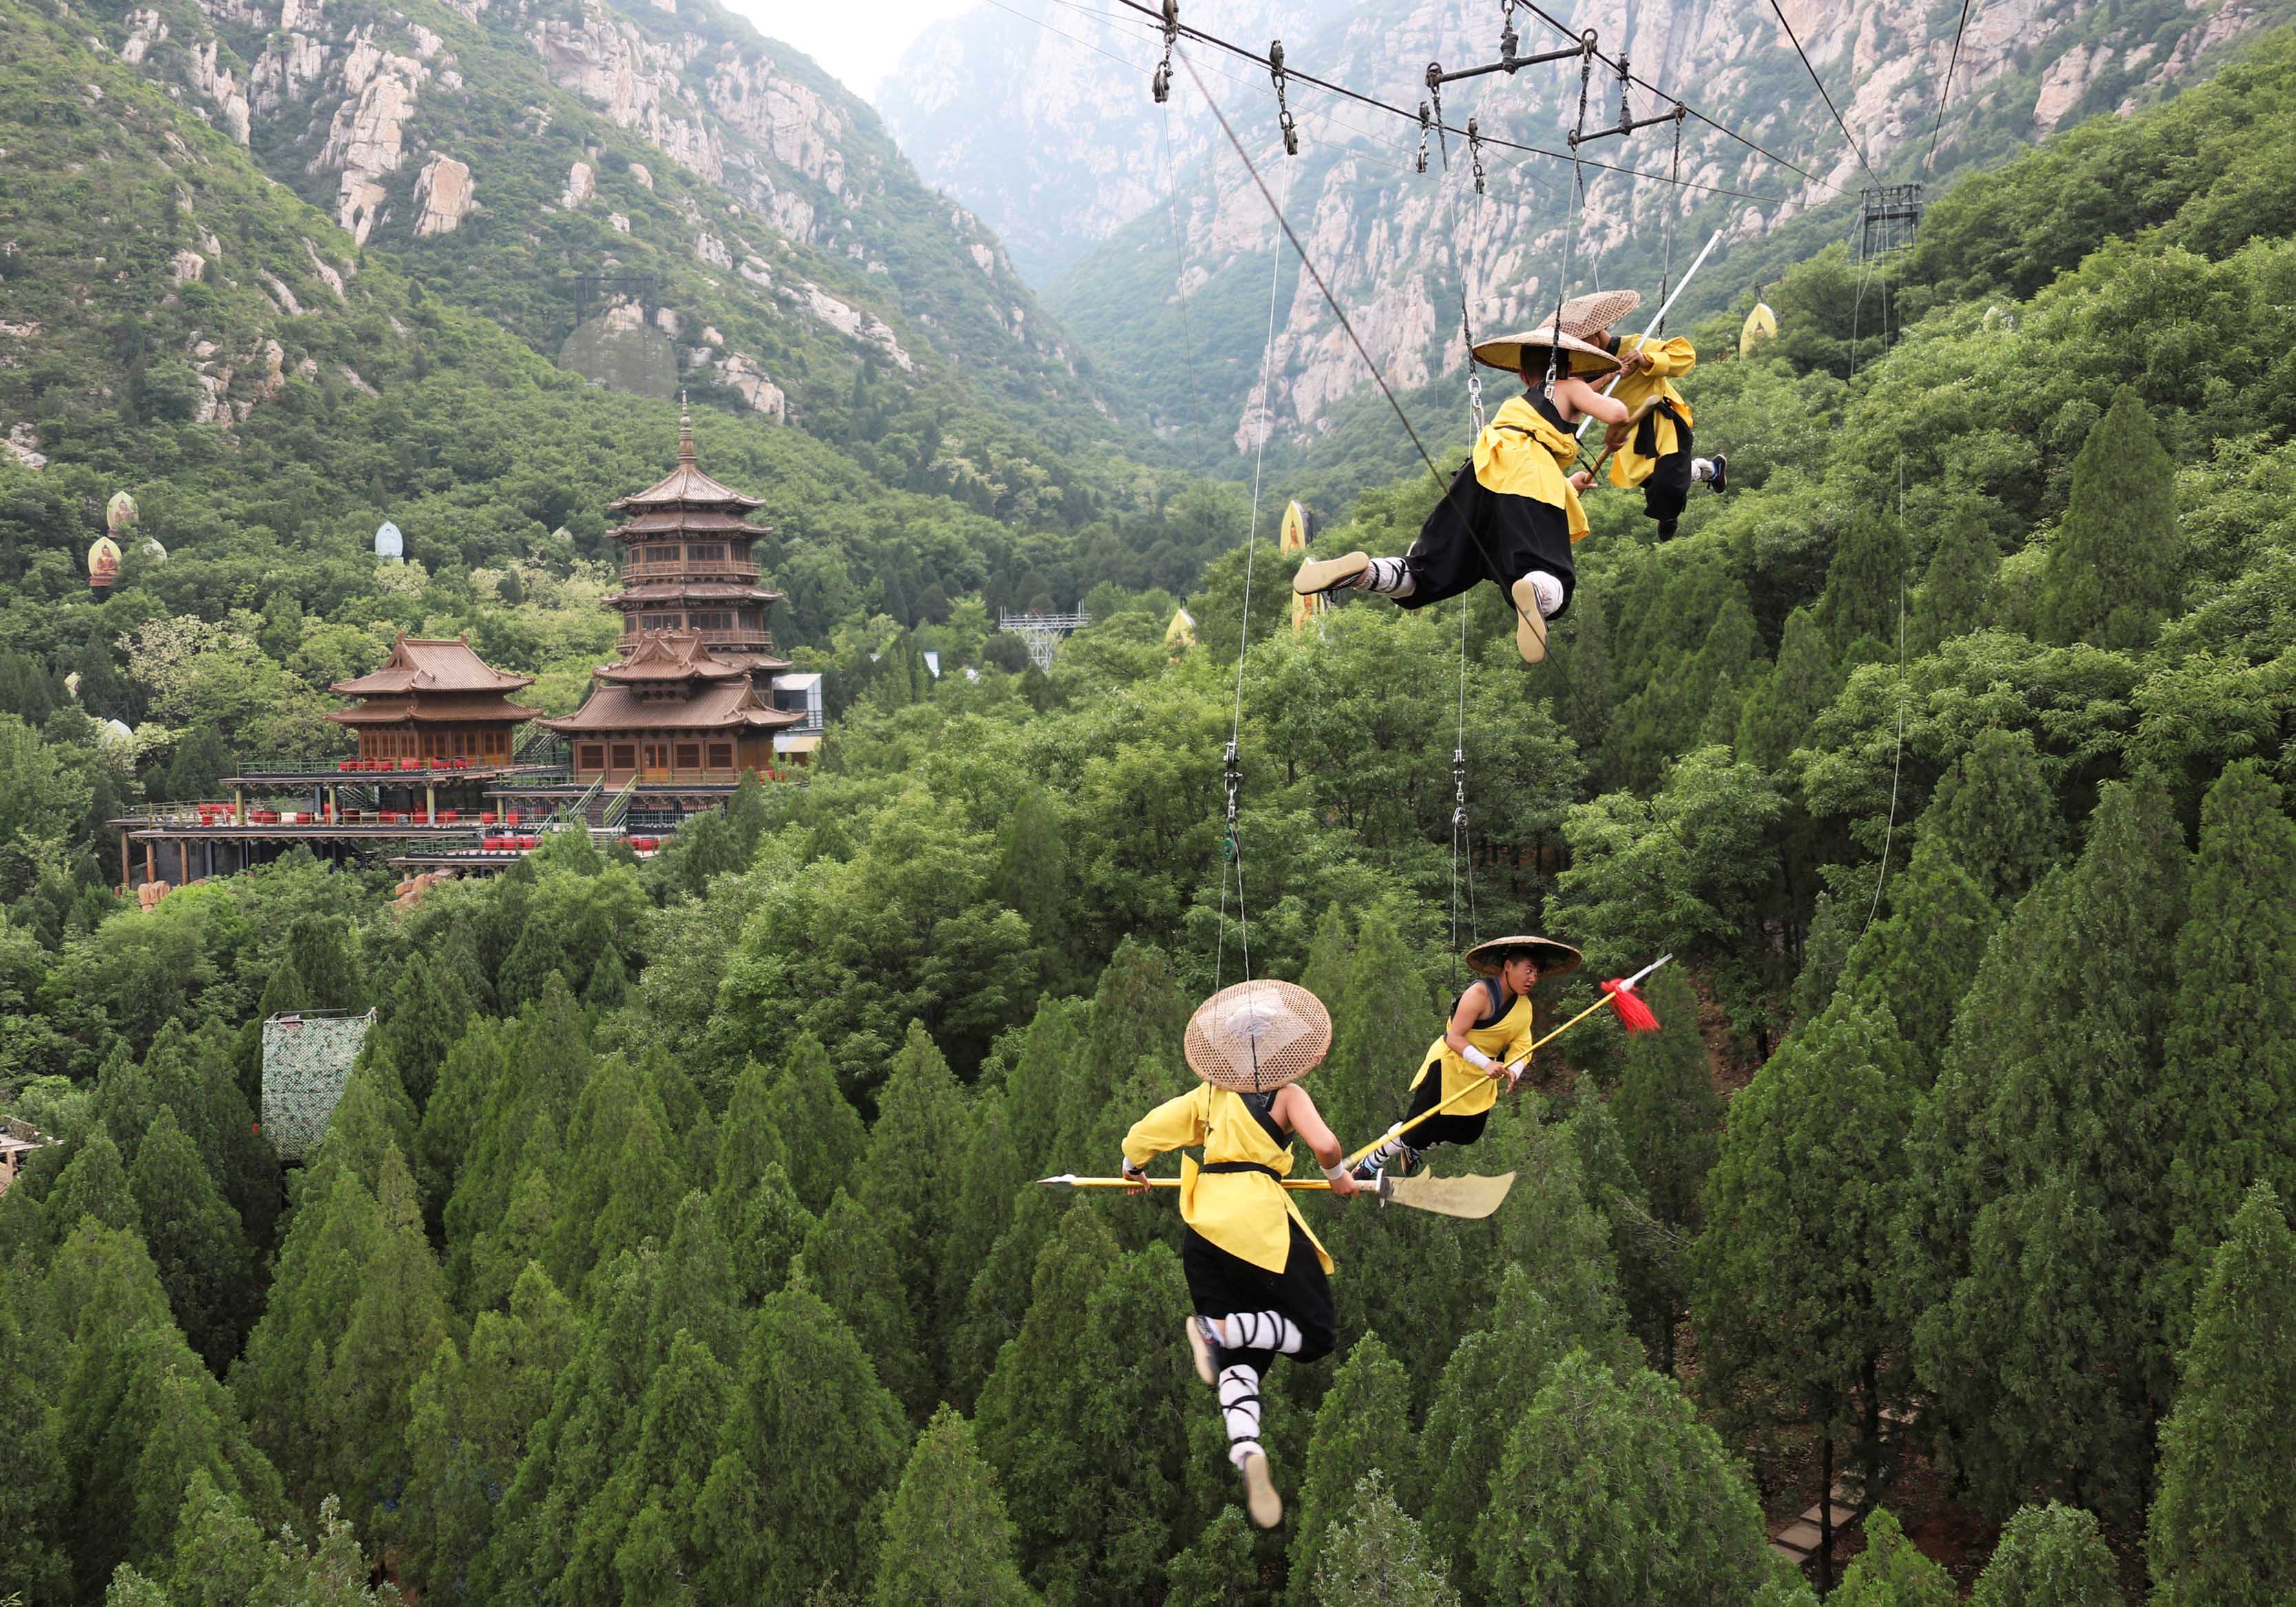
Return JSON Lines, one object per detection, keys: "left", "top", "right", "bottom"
{"left": 1215, "top": 146, "right": 1293, "bottom": 990}
{"left": 1505, "top": 0, "right": 1841, "bottom": 189}
{"left": 1925, "top": 0, "right": 1982, "bottom": 169}
{"left": 1107, "top": 0, "right": 1799, "bottom": 199}
{"left": 1762, "top": 0, "right": 1881, "bottom": 186}
{"left": 1176, "top": 49, "right": 1552, "bottom": 649}
{"left": 1863, "top": 261, "right": 1909, "bottom": 933}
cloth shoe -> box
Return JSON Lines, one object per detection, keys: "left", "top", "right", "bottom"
{"left": 1293, "top": 551, "right": 1369, "bottom": 597}
{"left": 1709, "top": 453, "right": 1727, "bottom": 495}
{"left": 1655, "top": 518, "right": 1679, "bottom": 541}
{"left": 1187, "top": 1315, "right": 1228, "bottom": 1387}
{"left": 1510, "top": 576, "right": 1550, "bottom": 664}
{"left": 1238, "top": 1449, "right": 1284, "bottom": 1529}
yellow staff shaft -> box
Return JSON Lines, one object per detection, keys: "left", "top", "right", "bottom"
{"left": 1340, "top": 957, "right": 1668, "bottom": 1168}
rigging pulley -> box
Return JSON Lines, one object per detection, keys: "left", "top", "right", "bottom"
{"left": 1467, "top": 115, "right": 1487, "bottom": 195}
{"left": 1151, "top": 0, "right": 1178, "bottom": 103}
{"left": 1221, "top": 739, "right": 1242, "bottom": 864}
{"left": 1269, "top": 40, "right": 1300, "bottom": 156}
{"left": 1426, "top": 0, "right": 1585, "bottom": 89}
{"left": 1415, "top": 100, "right": 1432, "bottom": 174}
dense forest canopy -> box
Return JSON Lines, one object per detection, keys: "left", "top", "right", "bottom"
{"left": 5, "top": 14, "right": 2296, "bottom": 1607}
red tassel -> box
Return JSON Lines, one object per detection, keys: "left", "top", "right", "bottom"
{"left": 1602, "top": 978, "right": 1661, "bottom": 1033}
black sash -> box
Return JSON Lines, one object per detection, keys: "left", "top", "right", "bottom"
{"left": 1200, "top": 1160, "right": 1284, "bottom": 1182}
{"left": 1634, "top": 397, "right": 1684, "bottom": 460}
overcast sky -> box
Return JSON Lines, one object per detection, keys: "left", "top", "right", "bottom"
{"left": 737, "top": 0, "right": 981, "bottom": 101}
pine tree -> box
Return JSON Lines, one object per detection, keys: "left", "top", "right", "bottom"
{"left": 1165, "top": 1507, "right": 1270, "bottom": 1607}
{"left": 1831, "top": 1509, "right": 1954, "bottom": 1607}
{"left": 231, "top": 1166, "right": 384, "bottom": 1509}
{"left": 318, "top": 1146, "right": 452, "bottom": 1538}
{"left": 48, "top": 1126, "right": 139, "bottom": 1235}
{"left": 49, "top": 1223, "right": 284, "bottom": 1597}
{"left": 773, "top": 1030, "right": 870, "bottom": 1215}
{"left": 1000, "top": 997, "right": 1090, "bottom": 1177}
{"left": 1737, "top": 606, "right": 1841, "bottom": 772}
{"left": 693, "top": 1288, "right": 912, "bottom": 1602}
{"left": 542, "top": 1050, "right": 683, "bottom": 1294}
{"left": 1421, "top": 1263, "right": 1636, "bottom": 1579}
{"left": 1836, "top": 837, "right": 1998, "bottom": 1080}
{"left": 2154, "top": 760, "right": 2296, "bottom": 1345}
{"left": 0, "top": 1292, "right": 71, "bottom": 1603}
{"left": 1692, "top": 994, "right": 1915, "bottom": 1584}
{"left": 1915, "top": 727, "right": 2063, "bottom": 908}
{"left": 2036, "top": 387, "right": 2182, "bottom": 651}
{"left": 1908, "top": 503, "right": 1999, "bottom": 654}
{"left": 262, "top": 916, "right": 362, "bottom": 1016}
{"left": 1906, "top": 773, "right": 2188, "bottom": 1523}
{"left": 870, "top": 1406, "right": 1039, "bottom": 1607}
{"left": 989, "top": 784, "right": 1070, "bottom": 985}
{"left": 1610, "top": 963, "right": 1718, "bottom": 1368}
{"left": 583, "top": 942, "right": 629, "bottom": 1010}
{"left": 567, "top": 1327, "right": 733, "bottom": 1604}
{"left": 415, "top": 1015, "right": 512, "bottom": 1228}
{"left": 2146, "top": 1182, "right": 2296, "bottom": 1605}
{"left": 714, "top": 1084, "right": 817, "bottom": 1303}
{"left": 1070, "top": 940, "right": 1188, "bottom": 1151}
{"left": 857, "top": 1021, "right": 970, "bottom": 1350}
{"left": 1313, "top": 1471, "right": 1458, "bottom": 1607}
{"left": 1474, "top": 1354, "right": 1770, "bottom": 1607}
{"left": 800, "top": 1188, "right": 930, "bottom": 1419}
{"left": 1819, "top": 508, "right": 1911, "bottom": 661}
{"left": 976, "top": 1207, "right": 1123, "bottom": 1588}
{"left": 647, "top": 1188, "right": 747, "bottom": 1370}
{"left": 1969, "top": 1503, "right": 2120, "bottom": 1607}
{"left": 494, "top": 932, "right": 570, "bottom": 1016}
{"left": 1067, "top": 1242, "right": 1219, "bottom": 1605}
{"left": 1319, "top": 907, "right": 1434, "bottom": 1148}
{"left": 127, "top": 1105, "right": 254, "bottom": 1372}
{"left": 1487, "top": 1106, "right": 1633, "bottom": 1347}
{"left": 1570, "top": 1090, "right": 1683, "bottom": 1376}
{"left": 1286, "top": 1333, "right": 1415, "bottom": 1606}
{"left": 476, "top": 1250, "right": 658, "bottom": 1601}
{"left": 938, "top": 1086, "right": 1027, "bottom": 1371}
{"left": 373, "top": 951, "right": 468, "bottom": 1111}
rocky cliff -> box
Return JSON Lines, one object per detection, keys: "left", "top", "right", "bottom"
{"left": 894, "top": 0, "right": 2288, "bottom": 459}
{"left": 90, "top": 0, "right": 1118, "bottom": 451}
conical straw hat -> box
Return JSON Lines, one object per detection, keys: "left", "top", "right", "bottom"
{"left": 1555, "top": 288, "right": 1641, "bottom": 338}
{"left": 1463, "top": 934, "right": 1584, "bottom": 978}
{"left": 1470, "top": 326, "right": 1623, "bottom": 378}
{"left": 1183, "top": 979, "right": 1333, "bottom": 1093}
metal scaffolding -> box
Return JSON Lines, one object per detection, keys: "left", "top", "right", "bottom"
{"left": 1858, "top": 184, "right": 1923, "bottom": 260}
{"left": 997, "top": 609, "right": 1090, "bottom": 671}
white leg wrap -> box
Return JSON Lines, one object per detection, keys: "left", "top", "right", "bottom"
{"left": 1360, "top": 556, "right": 1417, "bottom": 598}
{"left": 1220, "top": 1312, "right": 1303, "bottom": 1355}
{"left": 1691, "top": 456, "right": 1715, "bottom": 481}
{"left": 1525, "top": 569, "right": 1565, "bottom": 618}
{"left": 1219, "top": 1363, "right": 1264, "bottom": 1465}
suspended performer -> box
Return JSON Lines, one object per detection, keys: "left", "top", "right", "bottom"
{"left": 1290, "top": 326, "right": 1631, "bottom": 664}
{"left": 1351, "top": 934, "right": 1580, "bottom": 1185}
{"left": 1120, "top": 979, "right": 1357, "bottom": 1530}
{"left": 1576, "top": 300, "right": 1726, "bottom": 540}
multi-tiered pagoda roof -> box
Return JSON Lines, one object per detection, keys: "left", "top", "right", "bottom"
{"left": 600, "top": 408, "right": 789, "bottom": 678}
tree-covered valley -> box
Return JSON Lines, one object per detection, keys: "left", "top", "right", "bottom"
{"left": 4, "top": 3, "right": 2296, "bottom": 1604}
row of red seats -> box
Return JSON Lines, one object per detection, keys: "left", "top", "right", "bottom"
{"left": 335, "top": 757, "right": 475, "bottom": 773}
{"left": 482, "top": 836, "right": 543, "bottom": 851}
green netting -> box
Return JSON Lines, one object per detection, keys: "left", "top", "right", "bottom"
{"left": 261, "top": 1010, "right": 375, "bottom": 1162}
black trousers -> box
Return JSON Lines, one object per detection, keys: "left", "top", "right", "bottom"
{"left": 1183, "top": 1223, "right": 1337, "bottom": 1374}
{"left": 1399, "top": 1062, "right": 1494, "bottom": 1151}
{"left": 1395, "top": 459, "right": 1577, "bottom": 620}
{"left": 1634, "top": 404, "right": 1694, "bottom": 524}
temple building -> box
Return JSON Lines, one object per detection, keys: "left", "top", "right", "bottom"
{"left": 601, "top": 408, "right": 790, "bottom": 680}
{"left": 326, "top": 633, "right": 541, "bottom": 765}
{"left": 543, "top": 627, "right": 800, "bottom": 784}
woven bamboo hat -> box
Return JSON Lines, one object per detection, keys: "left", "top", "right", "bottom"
{"left": 1463, "top": 934, "right": 1583, "bottom": 978}
{"left": 1470, "top": 326, "right": 1623, "bottom": 378}
{"left": 1184, "top": 979, "right": 1333, "bottom": 1093}
{"left": 1556, "top": 288, "right": 1641, "bottom": 339}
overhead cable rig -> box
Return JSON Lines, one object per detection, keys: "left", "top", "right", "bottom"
{"left": 1567, "top": 51, "right": 1688, "bottom": 148}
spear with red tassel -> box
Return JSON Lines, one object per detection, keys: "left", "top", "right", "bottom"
{"left": 1340, "top": 953, "right": 1672, "bottom": 1170}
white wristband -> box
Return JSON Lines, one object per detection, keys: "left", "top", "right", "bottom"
{"left": 1461, "top": 1045, "right": 1498, "bottom": 1073}
{"left": 1323, "top": 1162, "right": 1352, "bottom": 1184}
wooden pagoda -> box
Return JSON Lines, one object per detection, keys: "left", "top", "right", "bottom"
{"left": 325, "top": 634, "right": 540, "bottom": 764}
{"left": 601, "top": 406, "right": 790, "bottom": 679}
{"left": 543, "top": 627, "right": 800, "bottom": 784}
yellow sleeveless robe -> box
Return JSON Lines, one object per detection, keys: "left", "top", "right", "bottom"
{"left": 1607, "top": 335, "right": 1697, "bottom": 490}
{"left": 1408, "top": 989, "right": 1536, "bottom": 1118}
{"left": 1474, "top": 395, "right": 1591, "bottom": 540}
{"left": 1123, "top": 1084, "right": 1335, "bottom": 1275}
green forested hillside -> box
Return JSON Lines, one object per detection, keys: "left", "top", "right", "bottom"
{"left": 5, "top": 19, "right": 2296, "bottom": 1607}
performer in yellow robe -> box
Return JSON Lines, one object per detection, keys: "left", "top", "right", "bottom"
{"left": 1292, "top": 330, "right": 1629, "bottom": 666}
{"left": 1351, "top": 935, "right": 1581, "bottom": 1183}
{"left": 1595, "top": 328, "right": 1726, "bottom": 540}
{"left": 1121, "top": 981, "right": 1357, "bottom": 1530}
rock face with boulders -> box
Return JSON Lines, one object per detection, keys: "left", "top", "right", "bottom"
{"left": 413, "top": 155, "right": 473, "bottom": 235}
